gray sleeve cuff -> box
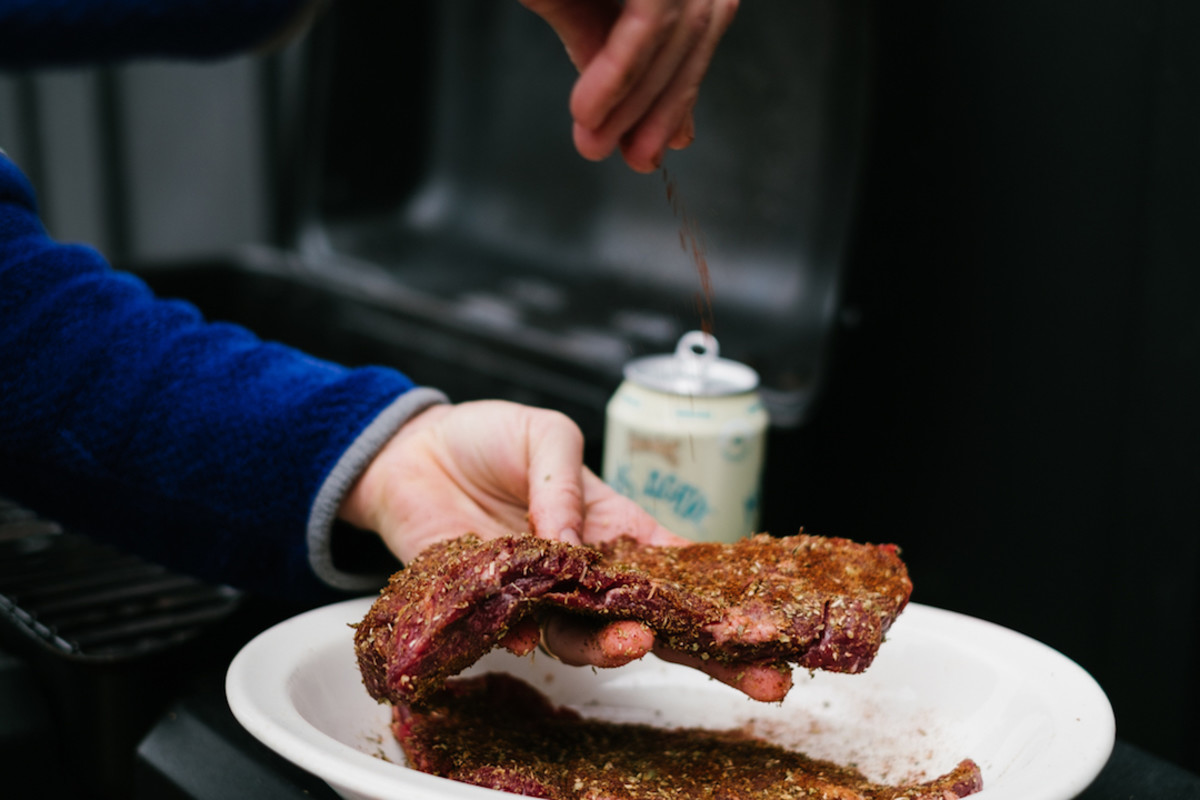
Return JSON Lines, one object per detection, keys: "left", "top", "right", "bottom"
{"left": 306, "top": 386, "right": 449, "bottom": 592}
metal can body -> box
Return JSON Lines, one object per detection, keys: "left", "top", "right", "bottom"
{"left": 602, "top": 332, "right": 769, "bottom": 543}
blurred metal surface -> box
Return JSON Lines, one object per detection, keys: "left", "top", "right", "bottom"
{"left": 1, "top": 0, "right": 869, "bottom": 430}
{"left": 301, "top": 0, "right": 871, "bottom": 428}
{"left": 0, "top": 44, "right": 309, "bottom": 260}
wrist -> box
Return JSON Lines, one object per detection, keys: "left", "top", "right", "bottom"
{"left": 338, "top": 436, "right": 393, "bottom": 534}
{"left": 337, "top": 402, "right": 449, "bottom": 534}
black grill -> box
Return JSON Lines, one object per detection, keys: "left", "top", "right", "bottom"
{"left": 0, "top": 496, "right": 242, "bottom": 663}
{"left": 0, "top": 496, "right": 246, "bottom": 799}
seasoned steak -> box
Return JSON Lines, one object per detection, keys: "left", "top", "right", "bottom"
{"left": 392, "top": 672, "right": 984, "bottom": 800}
{"left": 355, "top": 532, "right": 912, "bottom": 708}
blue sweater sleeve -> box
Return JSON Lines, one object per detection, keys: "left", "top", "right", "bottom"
{"left": 0, "top": 153, "right": 440, "bottom": 603}
{"left": 0, "top": 0, "right": 311, "bottom": 67}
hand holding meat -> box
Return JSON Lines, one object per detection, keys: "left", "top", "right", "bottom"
{"left": 339, "top": 400, "right": 788, "bottom": 698}
{"left": 520, "top": 0, "right": 740, "bottom": 172}
{"left": 355, "top": 532, "right": 913, "bottom": 708}
{"left": 339, "top": 401, "right": 685, "bottom": 562}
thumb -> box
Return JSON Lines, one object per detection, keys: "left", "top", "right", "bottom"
{"left": 524, "top": 409, "right": 587, "bottom": 545}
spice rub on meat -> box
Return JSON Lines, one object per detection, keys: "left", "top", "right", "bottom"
{"left": 355, "top": 532, "right": 913, "bottom": 708}
{"left": 392, "top": 672, "right": 984, "bottom": 800}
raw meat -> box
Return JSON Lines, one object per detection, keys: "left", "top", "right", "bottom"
{"left": 355, "top": 532, "right": 912, "bottom": 708}
{"left": 392, "top": 672, "right": 984, "bottom": 800}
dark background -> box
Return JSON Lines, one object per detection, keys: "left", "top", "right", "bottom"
{"left": 780, "top": 0, "right": 1200, "bottom": 773}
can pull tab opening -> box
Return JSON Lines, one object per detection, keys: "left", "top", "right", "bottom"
{"left": 621, "top": 330, "right": 756, "bottom": 395}
{"left": 675, "top": 331, "right": 719, "bottom": 383}
{"left": 676, "top": 330, "right": 719, "bottom": 361}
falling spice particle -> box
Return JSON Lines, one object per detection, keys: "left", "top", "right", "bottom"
{"left": 662, "top": 167, "right": 716, "bottom": 337}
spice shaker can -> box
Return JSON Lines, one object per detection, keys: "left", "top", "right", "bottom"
{"left": 602, "top": 331, "right": 769, "bottom": 543}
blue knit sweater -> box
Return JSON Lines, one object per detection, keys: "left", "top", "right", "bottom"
{"left": 1, "top": 3, "right": 446, "bottom": 603}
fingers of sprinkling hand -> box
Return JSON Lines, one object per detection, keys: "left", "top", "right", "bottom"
{"left": 588, "top": 7, "right": 714, "bottom": 164}
{"left": 617, "top": 1, "right": 737, "bottom": 170}
{"left": 568, "top": 0, "right": 678, "bottom": 134}
{"left": 542, "top": 617, "right": 656, "bottom": 668}
{"left": 572, "top": 7, "right": 707, "bottom": 166}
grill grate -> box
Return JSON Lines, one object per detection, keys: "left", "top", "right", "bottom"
{"left": 0, "top": 496, "right": 242, "bottom": 662}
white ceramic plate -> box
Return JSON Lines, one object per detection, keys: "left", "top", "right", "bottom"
{"left": 226, "top": 598, "right": 1114, "bottom": 800}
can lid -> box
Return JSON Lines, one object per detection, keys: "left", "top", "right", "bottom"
{"left": 623, "top": 331, "right": 760, "bottom": 396}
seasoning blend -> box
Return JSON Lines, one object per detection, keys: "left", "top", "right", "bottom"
{"left": 602, "top": 332, "right": 769, "bottom": 543}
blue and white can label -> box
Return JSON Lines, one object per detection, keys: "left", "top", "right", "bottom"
{"left": 602, "top": 332, "right": 769, "bottom": 543}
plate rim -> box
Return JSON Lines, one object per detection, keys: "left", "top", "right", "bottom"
{"left": 226, "top": 598, "right": 1115, "bottom": 800}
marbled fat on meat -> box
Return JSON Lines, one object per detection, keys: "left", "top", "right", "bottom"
{"left": 354, "top": 532, "right": 913, "bottom": 708}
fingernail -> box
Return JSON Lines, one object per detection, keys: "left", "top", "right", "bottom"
{"left": 669, "top": 129, "right": 695, "bottom": 151}
{"left": 670, "top": 116, "right": 697, "bottom": 150}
